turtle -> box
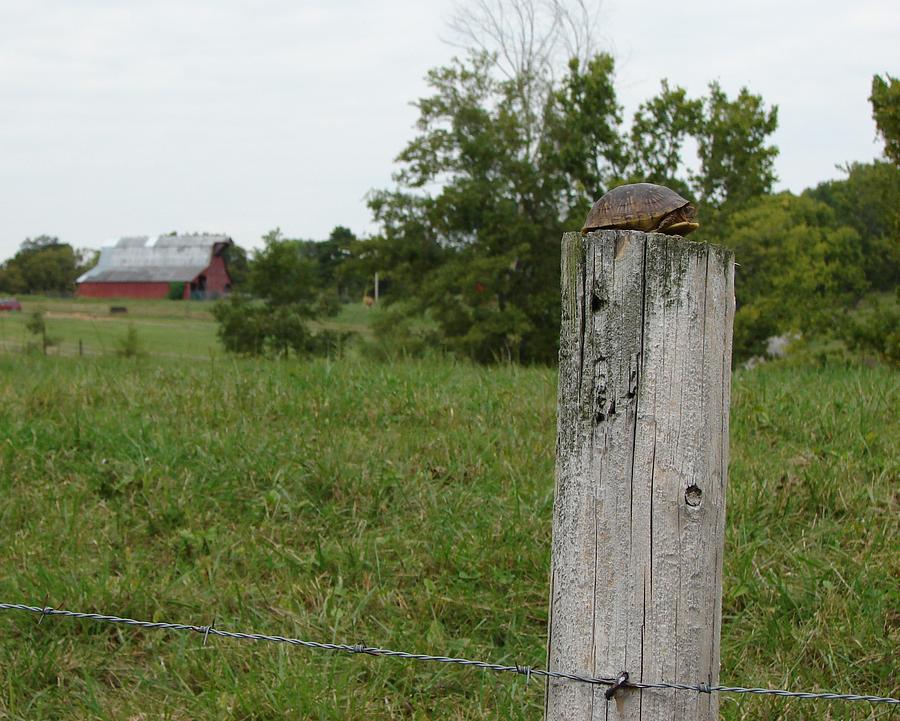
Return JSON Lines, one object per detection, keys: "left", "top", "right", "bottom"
{"left": 581, "top": 183, "right": 699, "bottom": 236}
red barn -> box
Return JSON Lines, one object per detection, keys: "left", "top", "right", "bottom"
{"left": 76, "top": 234, "right": 233, "bottom": 300}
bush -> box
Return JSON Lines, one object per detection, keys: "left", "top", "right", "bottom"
{"left": 369, "top": 304, "right": 442, "bottom": 361}
{"left": 117, "top": 323, "right": 143, "bottom": 358}
{"left": 167, "top": 282, "right": 186, "bottom": 300}
{"left": 839, "top": 297, "right": 900, "bottom": 365}
{"left": 212, "top": 295, "right": 351, "bottom": 358}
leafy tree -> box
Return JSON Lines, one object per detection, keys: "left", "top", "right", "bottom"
{"left": 627, "top": 80, "right": 702, "bottom": 196}
{"left": 0, "top": 264, "right": 27, "bottom": 294}
{"left": 724, "top": 193, "right": 868, "bottom": 360}
{"left": 870, "top": 74, "right": 900, "bottom": 165}
{"left": 213, "top": 229, "right": 341, "bottom": 357}
{"left": 839, "top": 295, "right": 900, "bottom": 365}
{"left": 117, "top": 323, "right": 143, "bottom": 358}
{"left": 24, "top": 309, "right": 55, "bottom": 354}
{"left": 291, "top": 226, "right": 363, "bottom": 300}
{"left": 364, "top": 49, "right": 781, "bottom": 363}
{"left": 222, "top": 244, "right": 250, "bottom": 288}
{"left": 19, "top": 235, "right": 61, "bottom": 254}
{"left": 806, "top": 161, "right": 900, "bottom": 290}
{"left": 692, "top": 82, "right": 778, "bottom": 211}
{"left": 625, "top": 80, "right": 779, "bottom": 237}
{"left": 0, "top": 236, "right": 81, "bottom": 294}
{"left": 248, "top": 229, "right": 320, "bottom": 307}
{"left": 543, "top": 54, "right": 627, "bottom": 222}
{"left": 365, "top": 50, "right": 627, "bottom": 363}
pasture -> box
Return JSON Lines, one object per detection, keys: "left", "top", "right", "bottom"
{"left": 0, "top": 296, "right": 375, "bottom": 358}
{"left": 0, "top": 336, "right": 897, "bottom": 718}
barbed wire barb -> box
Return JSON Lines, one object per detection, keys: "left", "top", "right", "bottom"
{"left": 1, "top": 602, "right": 897, "bottom": 707}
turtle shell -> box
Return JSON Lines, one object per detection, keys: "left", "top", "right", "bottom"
{"left": 582, "top": 183, "right": 692, "bottom": 234}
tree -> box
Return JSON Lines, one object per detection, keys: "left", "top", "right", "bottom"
{"left": 626, "top": 80, "right": 702, "bottom": 197}
{"left": 692, "top": 82, "right": 779, "bottom": 211}
{"left": 542, "top": 53, "right": 627, "bottom": 220}
{"left": 870, "top": 74, "right": 900, "bottom": 165}
{"left": 0, "top": 236, "right": 81, "bottom": 294}
{"left": 248, "top": 229, "right": 320, "bottom": 307}
{"left": 222, "top": 244, "right": 250, "bottom": 288}
{"left": 724, "top": 193, "right": 868, "bottom": 360}
{"left": 19, "top": 235, "right": 61, "bottom": 254}
{"left": 365, "top": 0, "right": 779, "bottom": 363}
{"left": 625, "top": 80, "right": 779, "bottom": 237}
{"left": 806, "top": 161, "right": 900, "bottom": 290}
{"left": 212, "top": 229, "right": 341, "bottom": 358}
{"left": 446, "top": 0, "right": 602, "bottom": 164}
{"left": 0, "top": 264, "right": 26, "bottom": 294}
{"left": 366, "top": 50, "right": 624, "bottom": 362}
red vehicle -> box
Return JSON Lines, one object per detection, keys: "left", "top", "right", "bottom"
{"left": 0, "top": 298, "right": 22, "bottom": 311}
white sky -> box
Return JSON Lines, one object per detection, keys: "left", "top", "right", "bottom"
{"left": 0, "top": 0, "right": 897, "bottom": 262}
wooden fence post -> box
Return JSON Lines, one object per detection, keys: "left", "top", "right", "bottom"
{"left": 546, "top": 229, "right": 735, "bottom": 721}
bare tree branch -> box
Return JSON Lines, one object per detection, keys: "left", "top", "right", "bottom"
{"left": 445, "top": 0, "right": 601, "bottom": 82}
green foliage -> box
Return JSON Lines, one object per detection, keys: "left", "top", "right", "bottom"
{"left": 543, "top": 54, "right": 627, "bottom": 215}
{"left": 212, "top": 295, "right": 342, "bottom": 359}
{"left": 212, "top": 296, "right": 309, "bottom": 357}
{"left": 221, "top": 243, "right": 250, "bottom": 288}
{"left": 213, "top": 229, "right": 349, "bottom": 358}
{"left": 838, "top": 294, "right": 900, "bottom": 364}
{"left": 24, "top": 309, "right": 56, "bottom": 354}
{"left": 806, "top": 160, "right": 900, "bottom": 290}
{"left": 0, "top": 355, "right": 896, "bottom": 720}
{"left": 301, "top": 226, "right": 366, "bottom": 300}
{"left": 0, "top": 236, "right": 88, "bottom": 295}
{"left": 248, "top": 229, "right": 320, "bottom": 307}
{"left": 725, "top": 193, "right": 868, "bottom": 360}
{"left": 364, "top": 52, "right": 780, "bottom": 363}
{"left": 369, "top": 303, "right": 442, "bottom": 360}
{"left": 167, "top": 282, "right": 186, "bottom": 300}
{"left": 870, "top": 73, "right": 900, "bottom": 164}
{"left": 365, "top": 52, "right": 627, "bottom": 363}
{"left": 0, "top": 263, "right": 27, "bottom": 294}
{"left": 691, "top": 82, "right": 779, "bottom": 211}
{"left": 627, "top": 80, "right": 702, "bottom": 196}
{"left": 24, "top": 309, "right": 45, "bottom": 337}
{"left": 116, "top": 323, "right": 143, "bottom": 358}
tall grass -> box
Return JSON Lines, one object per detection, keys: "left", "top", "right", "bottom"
{"left": 0, "top": 353, "right": 896, "bottom": 720}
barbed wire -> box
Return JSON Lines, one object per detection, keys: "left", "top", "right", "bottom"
{"left": 1, "top": 602, "right": 897, "bottom": 707}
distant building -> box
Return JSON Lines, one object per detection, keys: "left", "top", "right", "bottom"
{"left": 76, "top": 234, "right": 233, "bottom": 300}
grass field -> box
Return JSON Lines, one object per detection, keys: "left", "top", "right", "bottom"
{"left": 0, "top": 296, "right": 377, "bottom": 358}
{"left": 0, "top": 346, "right": 897, "bottom": 720}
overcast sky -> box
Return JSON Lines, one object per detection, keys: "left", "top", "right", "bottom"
{"left": 0, "top": 0, "right": 897, "bottom": 261}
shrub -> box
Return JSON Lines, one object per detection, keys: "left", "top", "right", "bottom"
{"left": 839, "top": 297, "right": 900, "bottom": 365}
{"left": 117, "top": 323, "right": 143, "bottom": 358}
{"left": 168, "top": 282, "right": 186, "bottom": 300}
{"left": 212, "top": 295, "right": 350, "bottom": 358}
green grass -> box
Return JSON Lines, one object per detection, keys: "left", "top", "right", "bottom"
{"left": 0, "top": 353, "right": 897, "bottom": 720}
{"left": 0, "top": 296, "right": 378, "bottom": 358}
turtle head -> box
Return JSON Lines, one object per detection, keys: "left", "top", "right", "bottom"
{"left": 658, "top": 203, "right": 699, "bottom": 236}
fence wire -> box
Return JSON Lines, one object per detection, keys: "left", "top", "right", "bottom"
{"left": 1, "top": 602, "right": 897, "bottom": 707}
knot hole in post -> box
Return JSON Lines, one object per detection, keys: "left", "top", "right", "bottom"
{"left": 685, "top": 484, "right": 703, "bottom": 507}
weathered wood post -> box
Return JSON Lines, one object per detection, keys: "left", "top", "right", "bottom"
{"left": 546, "top": 229, "right": 735, "bottom": 721}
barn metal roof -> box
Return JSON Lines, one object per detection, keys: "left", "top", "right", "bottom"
{"left": 76, "top": 234, "right": 232, "bottom": 284}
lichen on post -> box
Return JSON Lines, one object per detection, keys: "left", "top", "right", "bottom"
{"left": 546, "top": 229, "right": 735, "bottom": 721}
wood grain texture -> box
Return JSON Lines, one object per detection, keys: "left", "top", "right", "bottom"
{"left": 546, "top": 230, "right": 735, "bottom": 721}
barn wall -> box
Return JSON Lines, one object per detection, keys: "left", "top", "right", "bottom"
{"left": 203, "top": 255, "right": 232, "bottom": 294}
{"left": 77, "top": 282, "right": 173, "bottom": 299}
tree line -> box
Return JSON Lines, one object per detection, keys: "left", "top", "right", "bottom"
{"left": 349, "top": 54, "right": 898, "bottom": 364}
